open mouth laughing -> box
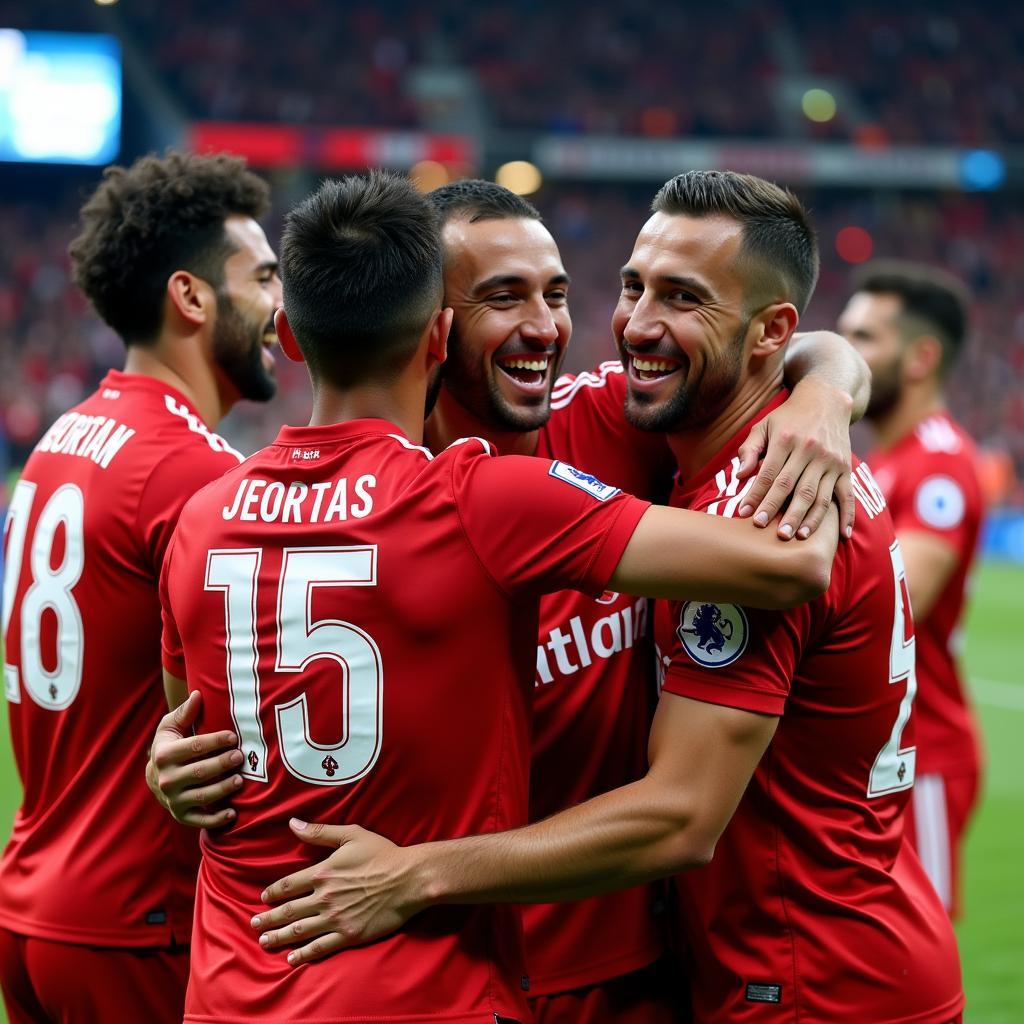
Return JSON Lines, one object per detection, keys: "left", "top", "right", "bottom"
{"left": 626, "top": 353, "right": 685, "bottom": 388}
{"left": 495, "top": 353, "right": 556, "bottom": 393}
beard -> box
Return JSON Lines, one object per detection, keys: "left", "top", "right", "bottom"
{"left": 623, "top": 320, "right": 748, "bottom": 433}
{"left": 440, "top": 321, "right": 558, "bottom": 432}
{"left": 864, "top": 358, "right": 904, "bottom": 421}
{"left": 212, "top": 290, "right": 277, "bottom": 403}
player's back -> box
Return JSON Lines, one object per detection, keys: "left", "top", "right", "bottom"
{"left": 869, "top": 411, "right": 984, "bottom": 777}
{"left": 0, "top": 370, "right": 242, "bottom": 948}
{"left": 657, "top": 422, "right": 963, "bottom": 1021}
{"left": 161, "top": 417, "right": 647, "bottom": 1023}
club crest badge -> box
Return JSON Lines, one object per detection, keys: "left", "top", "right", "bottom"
{"left": 676, "top": 601, "right": 748, "bottom": 667}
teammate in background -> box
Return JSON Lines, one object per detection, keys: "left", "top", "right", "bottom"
{"left": 156, "top": 171, "right": 837, "bottom": 1024}
{"left": 0, "top": 152, "right": 280, "bottom": 1023}
{"left": 249, "top": 172, "right": 964, "bottom": 1024}
{"left": 152, "top": 179, "right": 867, "bottom": 1023}
{"left": 839, "top": 263, "right": 985, "bottom": 916}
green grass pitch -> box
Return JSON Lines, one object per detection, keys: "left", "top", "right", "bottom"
{"left": 0, "top": 562, "right": 1022, "bottom": 1021}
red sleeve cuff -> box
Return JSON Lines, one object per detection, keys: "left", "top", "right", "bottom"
{"left": 161, "top": 649, "right": 187, "bottom": 682}
{"left": 662, "top": 670, "right": 787, "bottom": 717}
{"left": 583, "top": 497, "right": 651, "bottom": 597}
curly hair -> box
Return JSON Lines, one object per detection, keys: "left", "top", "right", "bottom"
{"left": 69, "top": 151, "right": 270, "bottom": 345}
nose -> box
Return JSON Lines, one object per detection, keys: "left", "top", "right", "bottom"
{"left": 620, "top": 292, "right": 664, "bottom": 350}
{"left": 519, "top": 297, "right": 560, "bottom": 348}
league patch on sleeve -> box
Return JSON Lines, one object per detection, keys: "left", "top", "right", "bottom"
{"left": 914, "top": 475, "right": 965, "bottom": 530}
{"left": 548, "top": 461, "right": 621, "bottom": 501}
{"left": 676, "top": 601, "right": 749, "bottom": 667}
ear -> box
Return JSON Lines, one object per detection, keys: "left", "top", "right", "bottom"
{"left": 750, "top": 302, "right": 799, "bottom": 358}
{"left": 904, "top": 334, "right": 943, "bottom": 382}
{"left": 166, "top": 271, "right": 212, "bottom": 329}
{"left": 426, "top": 306, "right": 453, "bottom": 368}
{"left": 275, "top": 308, "right": 305, "bottom": 364}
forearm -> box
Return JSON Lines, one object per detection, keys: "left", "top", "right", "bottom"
{"left": 785, "top": 330, "right": 869, "bottom": 421}
{"left": 404, "top": 777, "right": 709, "bottom": 907}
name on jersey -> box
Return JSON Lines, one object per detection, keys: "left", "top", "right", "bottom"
{"left": 536, "top": 595, "right": 648, "bottom": 686}
{"left": 221, "top": 475, "right": 376, "bottom": 523}
{"left": 34, "top": 412, "right": 135, "bottom": 469}
{"left": 850, "top": 463, "right": 887, "bottom": 520}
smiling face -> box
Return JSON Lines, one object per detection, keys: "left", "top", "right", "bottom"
{"left": 438, "top": 216, "right": 571, "bottom": 432}
{"left": 613, "top": 212, "right": 754, "bottom": 433}
{"left": 211, "top": 214, "right": 282, "bottom": 403}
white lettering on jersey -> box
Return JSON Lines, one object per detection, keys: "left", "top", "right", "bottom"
{"left": 706, "top": 457, "right": 756, "bottom": 518}
{"left": 916, "top": 416, "right": 962, "bottom": 454}
{"left": 222, "top": 476, "right": 377, "bottom": 523}
{"left": 550, "top": 360, "right": 623, "bottom": 410}
{"left": 851, "top": 463, "right": 888, "bottom": 520}
{"left": 548, "top": 461, "right": 620, "bottom": 501}
{"left": 35, "top": 412, "right": 136, "bottom": 469}
{"left": 163, "top": 395, "right": 244, "bottom": 461}
{"left": 535, "top": 597, "right": 648, "bottom": 686}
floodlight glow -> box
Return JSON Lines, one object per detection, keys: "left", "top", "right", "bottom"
{"left": 802, "top": 89, "right": 836, "bottom": 123}
{"left": 960, "top": 150, "right": 1005, "bottom": 191}
{"left": 0, "top": 30, "right": 121, "bottom": 165}
{"left": 495, "top": 160, "right": 542, "bottom": 195}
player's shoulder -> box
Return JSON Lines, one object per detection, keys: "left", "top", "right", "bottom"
{"left": 912, "top": 413, "right": 973, "bottom": 457}
{"left": 550, "top": 360, "right": 625, "bottom": 412}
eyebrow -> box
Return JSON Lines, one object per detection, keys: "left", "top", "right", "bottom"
{"left": 255, "top": 259, "right": 279, "bottom": 275}
{"left": 472, "top": 272, "right": 571, "bottom": 296}
{"left": 620, "top": 267, "right": 714, "bottom": 300}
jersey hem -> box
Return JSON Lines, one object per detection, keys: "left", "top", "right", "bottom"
{"left": 0, "top": 910, "right": 188, "bottom": 949}
{"left": 185, "top": 1010, "right": 525, "bottom": 1023}
{"left": 661, "top": 672, "right": 786, "bottom": 716}
{"left": 525, "top": 940, "right": 663, "bottom": 996}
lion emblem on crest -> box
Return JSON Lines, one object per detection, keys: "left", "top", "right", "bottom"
{"left": 676, "top": 601, "right": 749, "bottom": 667}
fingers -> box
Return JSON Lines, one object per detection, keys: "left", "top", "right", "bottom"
{"left": 251, "top": 894, "right": 323, "bottom": 944}
{"left": 835, "top": 472, "right": 856, "bottom": 540}
{"left": 151, "top": 731, "right": 240, "bottom": 772}
{"left": 169, "top": 690, "right": 202, "bottom": 731}
{"left": 735, "top": 420, "right": 768, "bottom": 481}
{"left": 285, "top": 933, "right": 349, "bottom": 966}
{"left": 177, "top": 805, "right": 237, "bottom": 829}
{"left": 783, "top": 470, "right": 838, "bottom": 540}
{"left": 290, "top": 819, "right": 356, "bottom": 848}
{"left": 737, "top": 437, "right": 797, "bottom": 523}
{"left": 261, "top": 867, "right": 317, "bottom": 906}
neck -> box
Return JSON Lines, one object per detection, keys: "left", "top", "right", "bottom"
{"left": 425, "top": 389, "right": 540, "bottom": 456}
{"left": 869, "top": 383, "right": 947, "bottom": 450}
{"left": 307, "top": 379, "right": 429, "bottom": 445}
{"left": 667, "top": 364, "right": 784, "bottom": 478}
{"left": 123, "top": 334, "right": 231, "bottom": 428}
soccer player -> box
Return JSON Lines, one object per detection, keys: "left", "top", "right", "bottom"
{"left": 0, "top": 152, "right": 280, "bottom": 1023}
{"left": 839, "top": 263, "right": 985, "bottom": 916}
{"left": 156, "top": 171, "right": 837, "bottom": 1024}
{"left": 250, "top": 172, "right": 965, "bottom": 1024}
{"left": 153, "top": 179, "right": 866, "bottom": 1023}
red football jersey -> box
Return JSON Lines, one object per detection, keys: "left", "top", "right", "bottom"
{"left": 655, "top": 395, "right": 963, "bottom": 1024}
{"left": 159, "top": 418, "right": 649, "bottom": 1024}
{"left": 524, "top": 361, "right": 672, "bottom": 994}
{"left": 868, "top": 412, "right": 984, "bottom": 777}
{"left": 0, "top": 370, "right": 242, "bottom": 947}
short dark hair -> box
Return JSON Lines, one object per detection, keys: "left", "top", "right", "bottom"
{"left": 853, "top": 261, "right": 969, "bottom": 373}
{"left": 69, "top": 151, "right": 269, "bottom": 345}
{"left": 651, "top": 170, "right": 819, "bottom": 314}
{"left": 428, "top": 179, "right": 541, "bottom": 227}
{"left": 280, "top": 171, "right": 443, "bottom": 387}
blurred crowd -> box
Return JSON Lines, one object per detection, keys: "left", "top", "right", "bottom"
{"left": 1, "top": 182, "right": 1022, "bottom": 504}
{"left": 3, "top": 0, "right": 1021, "bottom": 145}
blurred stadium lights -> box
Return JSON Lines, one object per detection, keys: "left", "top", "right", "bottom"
{"left": 410, "top": 159, "right": 450, "bottom": 192}
{"left": 93, "top": 0, "right": 119, "bottom": 6}
{"left": 495, "top": 160, "right": 543, "bottom": 195}
{"left": 802, "top": 88, "right": 837, "bottom": 123}
{"left": 835, "top": 226, "right": 874, "bottom": 264}
{"left": 960, "top": 149, "right": 1007, "bottom": 190}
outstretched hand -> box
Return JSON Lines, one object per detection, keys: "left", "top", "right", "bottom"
{"left": 252, "top": 819, "right": 424, "bottom": 966}
{"left": 146, "top": 690, "right": 244, "bottom": 829}
{"left": 736, "top": 380, "right": 855, "bottom": 540}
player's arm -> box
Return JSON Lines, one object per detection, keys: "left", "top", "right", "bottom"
{"left": 145, "top": 681, "right": 244, "bottom": 829}
{"left": 737, "top": 330, "right": 869, "bottom": 540}
{"left": 609, "top": 502, "right": 838, "bottom": 609}
{"left": 253, "top": 693, "right": 777, "bottom": 963}
{"left": 896, "top": 529, "right": 959, "bottom": 620}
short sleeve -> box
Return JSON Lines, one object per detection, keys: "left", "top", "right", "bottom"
{"left": 136, "top": 445, "right": 241, "bottom": 572}
{"left": 159, "top": 528, "right": 187, "bottom": 680}
{"left": 888, "top": 449, "right": 981, "bottom": 553}
{"left": 660, "top": 599, "right": 813, "bottom": 717}
{"left": 448, "top": 445, "right": 650, "bottom": 600}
